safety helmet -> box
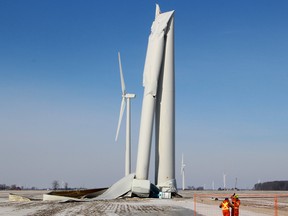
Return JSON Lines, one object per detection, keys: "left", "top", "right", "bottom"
{"left": 235, "top": 195, "right": 239, "bottom": 198}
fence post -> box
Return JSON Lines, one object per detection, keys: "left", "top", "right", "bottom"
{"left": 274, "top": 195, "right": 278, "bottom": 216}
{"left": 194, "top": 193, "right": 196, "bottom": 216}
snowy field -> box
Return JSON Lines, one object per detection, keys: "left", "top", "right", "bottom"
{"left": 0, "top": 190, "right": 287, "bottom": 216}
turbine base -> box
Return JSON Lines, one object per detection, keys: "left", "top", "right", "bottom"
{"left": 131, "top": 179, "right": 151, "bottom": 198}
{"left": 157, "top": 178, "right": 177, "bottom": 193}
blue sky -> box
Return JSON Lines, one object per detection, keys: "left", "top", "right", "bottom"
{"left": 0, "top": 0, "right": 287, "bottom": 189}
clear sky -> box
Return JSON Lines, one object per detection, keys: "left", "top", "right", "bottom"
{"left": 1, "top": 0, "right": 287, "bottom": 190}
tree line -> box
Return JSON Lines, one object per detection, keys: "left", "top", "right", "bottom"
{"left": 0, "top": 184, "right": 23, "bottom": 190}
{"left": 0, "top": 180, "right": 69, "bottom": 191}
{"left": 254, "top": 181, "right": 288, "bottom": 190}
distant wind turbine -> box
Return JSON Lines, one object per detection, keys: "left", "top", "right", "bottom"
{"left": 223, "top": 173, "right": 226, "bottom": 190}
{"left": 181, "top": 153, "right": 186, "bottom": 190}
{"left": 115, "top": 52, "right": 136, "bottom": 176}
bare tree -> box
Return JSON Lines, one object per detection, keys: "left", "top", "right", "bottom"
{"left": 10, "top": 184, "right": 17, "bottom": 190}
{"left": 52, "top": 180, "right": 59, "bottom": 190}
{"left": 64, "top": 182, "right": 68, "bottom": 190}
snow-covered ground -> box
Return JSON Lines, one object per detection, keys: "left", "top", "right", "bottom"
{"left": 0, "top": 190, "right": 287, "bottom": 216}
{"left": 0, "top": 198, "right": 271, "bottom": 216}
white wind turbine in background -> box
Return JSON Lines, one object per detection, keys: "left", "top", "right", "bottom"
{"left": 223, "top": 173, "right": 226, "bottom": 190}
{"left": 181, "top": 153, "right": 186, "bottom": 190}
{"left": 115, "top": 52, "right": 136, "bottom": 176}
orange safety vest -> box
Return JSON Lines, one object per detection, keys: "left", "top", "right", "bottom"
{"left": 220, "top": 200, "right": 230, "bottom": 211}
{"left": 233, "top": 199, "right": 240, "bottom": 216}
{"left": 234, "top": 199, "right": 240, "bottom": 210}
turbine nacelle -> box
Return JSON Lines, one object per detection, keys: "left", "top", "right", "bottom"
{"left": 125, "top": 93, "right": 136, "bottom": 99}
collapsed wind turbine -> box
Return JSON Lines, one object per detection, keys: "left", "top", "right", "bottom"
{"left": 115, "top": 52, "right": 136, "bottom": 176}
{"left": 135, "top": 4, "right": 177, "bottom": 193}
{"left": 104, "top": 4, "right": 176, "bottom": 198}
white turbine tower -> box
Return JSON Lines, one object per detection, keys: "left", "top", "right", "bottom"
{"left": 115, "top": 52, "right": 136, "bottom": 176}
{"left": 181, "top": 153, "right": 186, "bottom": 190}
{"left": 135, "top": 4, "right": 176, "bottom": 193}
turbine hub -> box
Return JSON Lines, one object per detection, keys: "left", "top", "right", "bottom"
{"left": 125, "top": 93, "right": 136, "bottom": 98}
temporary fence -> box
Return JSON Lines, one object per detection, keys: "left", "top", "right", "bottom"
{"left": 192, "top": 193, "right": 288, "bottom": 216}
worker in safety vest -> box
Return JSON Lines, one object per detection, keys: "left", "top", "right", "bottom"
{"left": 233, "top": 195, "right": 240, "bottom": 216}
{"left": 219, "top": 198, "right": 233, "bottom": 216}
{"left": 230, "top": 193, "right": 236, "bottom": 216}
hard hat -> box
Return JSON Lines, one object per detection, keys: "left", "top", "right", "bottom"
{"left": 235, "top": 195, "right": 239, "bottom": 198}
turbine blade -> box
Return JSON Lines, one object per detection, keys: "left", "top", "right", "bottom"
{"left": 115, "top": 97, "right": 126, "bottom": 141}
{"left": 155, "top": 4, "right": 161, "bottom": 18}
{"left": 118, "top": 52, "right": 126, "bottom": 94}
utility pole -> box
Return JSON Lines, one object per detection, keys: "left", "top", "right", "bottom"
{"left": 223, "top": 173, "right": 226, "bottom": 190}
{"left": 234, "top": 177, "right": 238, "bottom": 189}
